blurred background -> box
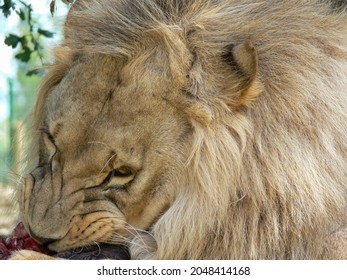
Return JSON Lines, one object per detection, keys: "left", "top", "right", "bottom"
{"left": 0, "top": 0, "right": 69, "bottom": 235}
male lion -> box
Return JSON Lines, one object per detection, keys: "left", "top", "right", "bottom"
{"left": 12, "top": 0, "right": 347, "bottom": 259}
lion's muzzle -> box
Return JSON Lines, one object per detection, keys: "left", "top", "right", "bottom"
{"left": 20, "top": 164, "right": 84, "bottom": 247}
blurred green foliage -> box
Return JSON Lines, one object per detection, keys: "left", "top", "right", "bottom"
{"left": 2, "top": 0, "right": 54, "bottom": 68}
{"left": 1, "top": 0, "right": 73, "bottom": 75}
{"left": 0, "top": 1, "right": 71, "bottom": 184}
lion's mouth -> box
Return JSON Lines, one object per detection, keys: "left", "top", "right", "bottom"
{"left": 0, "top": 222, "right": 130, "bottom": 260}
{"left": 53, "top": 243, "right": 130, "bottom": 260}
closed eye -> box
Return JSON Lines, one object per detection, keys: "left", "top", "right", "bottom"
{"left": 100, "top": 166, "right": 134, "bottom": 192}
{"left": 101, "top": 167, "right": 135, "bottom": 190}
{"left": 40, "top": 128, "right": 56, "bottom": 145}
{"left": 38, "top": 128, "right": 57, "bottom": 165}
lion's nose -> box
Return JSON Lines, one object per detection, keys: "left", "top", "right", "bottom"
{"left": 28, "top": 226, "right": 56, "bottom": 246}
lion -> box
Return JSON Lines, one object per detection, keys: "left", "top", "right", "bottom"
{"left": 11, "top": 0, "right": 347, "bottom": 260}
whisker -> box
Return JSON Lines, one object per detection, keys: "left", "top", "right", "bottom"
{"left": 107, "top": 221, "right": 155, "bottom": 255}
{"left": 87, "top": 141, "right": 118, "bottom": 174}
{"left": 92, "top": 241, "right": 102, "bottom": 256}
{"left": 108, "top": 231, "right": 151, "bottom": 253}
{"left": 59, "top": 216, "right": 155, "bottom": 256}
{"left": 108, "top": 232, "right": 130, "bottom": 244}
{"left": 99, "top": 153, "right": 117, "bottom": 174}
{"left": 124, "top": 222, "right": 155, "bottom": 239}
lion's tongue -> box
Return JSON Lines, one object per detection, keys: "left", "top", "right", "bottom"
{"left": 54, "top": 243, "right": 130, "bottom": 260}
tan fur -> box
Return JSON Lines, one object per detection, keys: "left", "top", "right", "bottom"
{"left": 15, "top": 0, "right": 347, "bottom": 259}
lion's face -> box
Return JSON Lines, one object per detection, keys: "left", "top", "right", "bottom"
{"left": 18, "top": 17, "right": 261, "bottom": 253}
{"left": 20, "top": 53, "right": 192, "bottom": 252}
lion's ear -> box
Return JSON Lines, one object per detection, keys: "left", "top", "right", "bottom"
{"left": 223, "top": 41, "right": 262, "bottom": 108}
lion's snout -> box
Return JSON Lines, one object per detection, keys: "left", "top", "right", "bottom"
{"left": 20, "top": 166, "right": 83, "bottom": 247}
{"left": 19, "top": 164, "right": 127, "bottom": 252}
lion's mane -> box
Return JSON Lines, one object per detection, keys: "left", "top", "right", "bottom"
{"left": 31, "top": 0, "right": 347, "bottom": 259}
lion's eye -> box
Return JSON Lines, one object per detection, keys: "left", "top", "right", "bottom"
{"left": 101, "top": 167, "right": 134, "bottom": 191}
{"left": 112, "top": 167, "right": 133, "bottom": 178}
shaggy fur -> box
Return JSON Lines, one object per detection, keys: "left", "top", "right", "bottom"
{"left": 16, "top": 0, "right": 347, "bottom": 259}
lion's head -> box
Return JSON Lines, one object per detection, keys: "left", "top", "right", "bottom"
{"left": 19, "top": 0, "right": 347, "bottom": 259}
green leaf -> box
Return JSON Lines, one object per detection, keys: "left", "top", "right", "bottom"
{"left": 15, "top": 48, "right": 32, "bottom": 62}
{"left": 20, "top": 36, "right": 28, "bottom": 48}
{"left": 0, "top": 0, "right": 16, "bottom": 17}
{"left": 4, "top": 34, "right": 21, "bottom": 48}
{"left": 37, "top": 28, "right": 54, "bottom": 38}
{"left": 16, "top": 8, "right": 25, "bottom": 20}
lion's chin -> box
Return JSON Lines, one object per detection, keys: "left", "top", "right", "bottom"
{"left": 53, "top": 243, "right": 130, "bottom": 260}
